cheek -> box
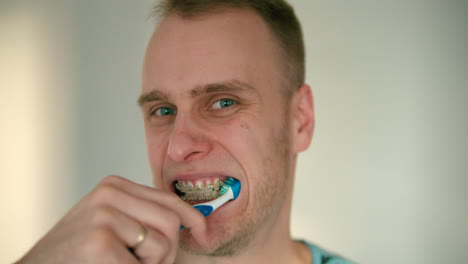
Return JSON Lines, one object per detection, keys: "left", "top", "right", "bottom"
{"left": 240, "top": 121, "right": 248, "bottom": 130}
{"left": 214, "top": 118, "right": 267, "bottom": 177}
{"left": 215, "top": 119, "right": 257, "bottom": 150}
{"left": 231, "top": 121, "right": 252, "bottom": 146}
{"left": 145, "top": 128, "right": 169, "bottom": 174}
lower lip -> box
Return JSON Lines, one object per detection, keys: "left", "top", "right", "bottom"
{"left": 185, "top": 199, "right": 217, "bottom": 206}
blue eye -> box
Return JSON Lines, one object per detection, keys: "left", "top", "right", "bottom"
{"left": 154, "top": 107, "right": 176, "bottom": 116}
{"left": 212, "top": 99, "right": 236, "bottom": 109}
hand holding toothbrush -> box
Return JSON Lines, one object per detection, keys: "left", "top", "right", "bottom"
{"left": 16, "top": 175, "right": 210, "bottom": 264}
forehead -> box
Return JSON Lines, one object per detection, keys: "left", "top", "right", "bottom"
{"left": 141, "top": 9, "right": 282, "bottom": 96}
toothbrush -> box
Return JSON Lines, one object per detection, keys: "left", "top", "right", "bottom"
{"left": 193, "top": 177, "right": 241, "bottom": 217}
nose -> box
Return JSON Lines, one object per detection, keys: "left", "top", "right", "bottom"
{"left": 167, "top": 113, "right": 212, "bottom": 162}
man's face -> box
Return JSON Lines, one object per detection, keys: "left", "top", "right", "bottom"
{"left": 140, "top": 10, "right": 295, "bottom": 255}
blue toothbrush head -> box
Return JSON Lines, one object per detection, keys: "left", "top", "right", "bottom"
{"left": 220, "top": 177, "right": 241, "bottom": 199}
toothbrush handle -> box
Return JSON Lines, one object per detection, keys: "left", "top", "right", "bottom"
{"left": 193, "top": 205, "right": 214, "bottom": 217}
{"left": 179, "top": 205, "right": 215, "bottom": 229}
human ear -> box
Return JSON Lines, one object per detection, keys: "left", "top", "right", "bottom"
{"left": 291, "top": 84, "right": 314, "bottom": 153}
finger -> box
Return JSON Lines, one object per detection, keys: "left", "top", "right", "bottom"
{"left": 88, "top": 204, "right": 177, "bottom": 263}
{"left": 89, "top": 206, "right": 147, "bottom": 251}
{"left": 82, "top": 227, "right": 140, "bottom": 264}
{"left": 99, "top": 176, "right": 208, "bottom": 243}
{"left": 89, "top": 205, "right": 176, "bottom": 263}
{"left": 110, "top": 192, "right": 181, "bottom": 258}
{"left": 135, "top": 227, "right": 174, "bottom": 264}
{"left": 87, "top": 183, "right": 183, "bottom": 258}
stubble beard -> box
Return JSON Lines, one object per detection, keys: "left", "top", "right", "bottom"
{"left": 179, "top": 112, "right": 292, "bottom": 257}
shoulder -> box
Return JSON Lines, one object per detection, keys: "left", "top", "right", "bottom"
{"left": 299, "top": 240, "right": 357, "bottom": 264}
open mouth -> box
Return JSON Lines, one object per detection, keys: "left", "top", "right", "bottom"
{"left": 173, "top": 176, "right": 231, "bottom": 203}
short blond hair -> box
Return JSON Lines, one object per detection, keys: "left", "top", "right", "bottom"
{"left": 153, "top": 0, "right": 305, "bottom": 96}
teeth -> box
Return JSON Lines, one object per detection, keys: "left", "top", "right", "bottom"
{"left": 176, "top": 177, "right": 231, "bottom": 201}
{"left": 187, "top": 181, "right": 194, "bottom": 190}
{"left": 181, "top": 191, "right": 222, "bottom": 201}
{"left": 176, "top": 180, "right": 224, "bottom": 192}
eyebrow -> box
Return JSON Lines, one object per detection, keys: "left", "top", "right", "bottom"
{"left": 191, "top": 80, "right": 256, "bottom": 97}
{"left": 137, "top": 80, "right": 256, "bottom": 107}
{"left": 137, "top": 90, "right": 168, "bottom": 107}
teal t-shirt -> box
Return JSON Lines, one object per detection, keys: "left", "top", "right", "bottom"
{"left": 301, "top": 240, "right": 356, "bottom": 264}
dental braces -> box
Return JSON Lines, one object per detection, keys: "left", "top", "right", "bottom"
{"left": 181, "top": 192, "right": 222, "bottom": 201}
{"left": 175, "top": 181, "right": 224, "bottom": 193}
{"left": 175, "top": 181, "right": 225, "bottom": 201}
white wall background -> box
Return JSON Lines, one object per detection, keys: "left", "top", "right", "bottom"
{"left": 1, "top": 0, "right": 466, "bottom": 263}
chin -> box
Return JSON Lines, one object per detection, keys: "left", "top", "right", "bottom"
{"left": 178, "top": 226, "right": 227, "bottom": 256}
{"left": 179, "top": 212, "right": 231, "bottom": 254}
{"left": 178, "top": 210, "right": 256, "bottom": 257}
